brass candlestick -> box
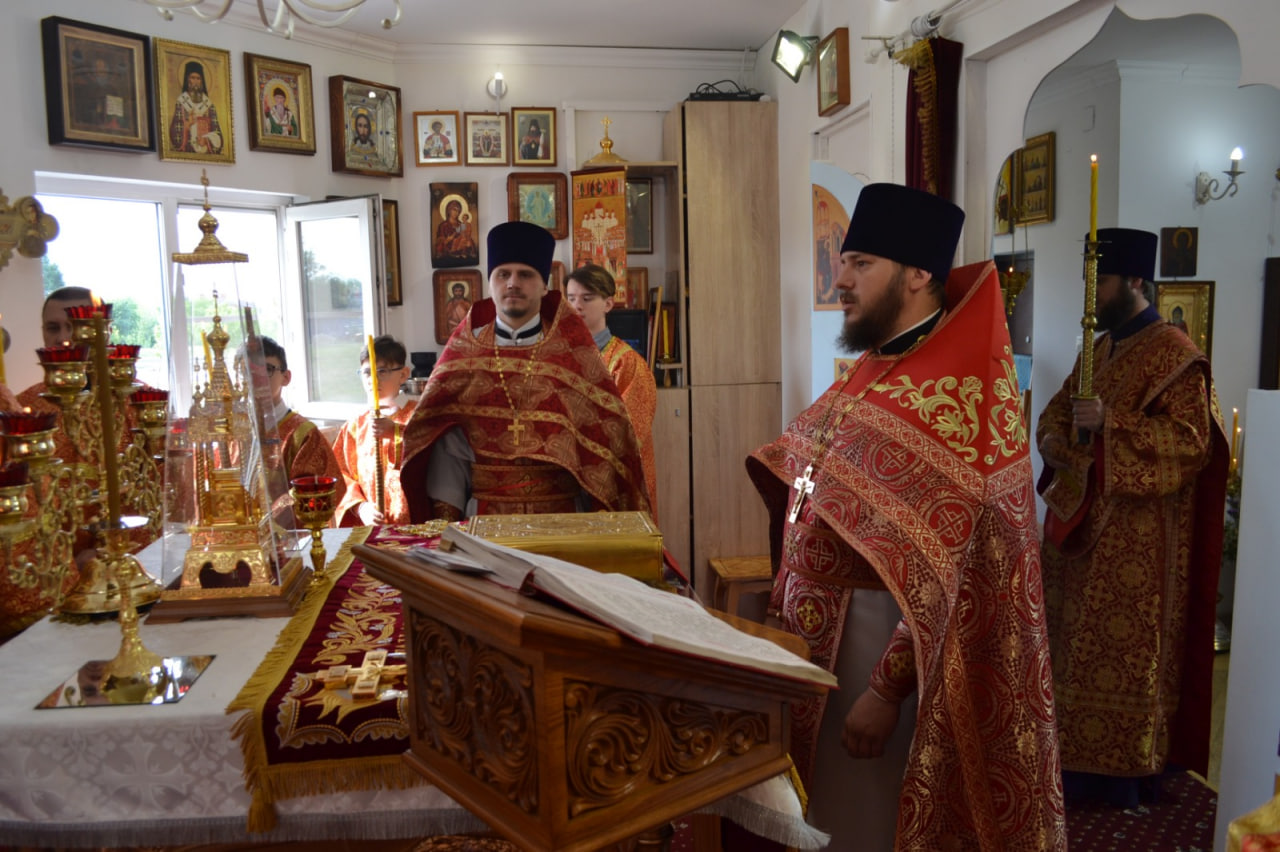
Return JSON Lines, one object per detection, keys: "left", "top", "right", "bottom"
{"left": 58, "top": 308, "right": 163, "bottom": 616}
{"left": 0, "top": 463, "right": 34, "bottom": 574}
{"left": 36, "top": 346, "right": 95, "bottom": 522}
{"left": 100, "top": 526, "right": 165, "bottom": 703}
{"left": 290, "top": 475, "right": 337, "bottom": 582}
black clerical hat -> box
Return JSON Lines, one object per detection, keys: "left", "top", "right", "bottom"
{"left": 487, "top": 221, "right": 555, "bottom": 283}
{"left": 841, "top": 183, "right": 965, "bottom": 282}
{"left": 1092, "top": 227, "right": 1157, "bottom": 281}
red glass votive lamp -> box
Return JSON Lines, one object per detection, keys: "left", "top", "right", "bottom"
{"left": 290, "top": 475, "right": 337, "bottom": 494}
{"left": 0, "top": 412, "right": 59, "bottom": 472}
{"left": 290, "top": 475, "right": 337, "bottom": 519}
{"left": 107, "top": 344, "right": 140, "bottom": 388}
{"left": 0, "top": 461, "right": 30, "bottom": 487}
{"left": 0, "top": 411, "right": 58, "bottom": 436}
{"left": 0, "top": 462, "right": 30, "bottom": 528}
{"left": 37, "top": 345, "right": 91, "bottom": 397}
{"left": 64, "top": 303, "right": 113, "bottom": 344}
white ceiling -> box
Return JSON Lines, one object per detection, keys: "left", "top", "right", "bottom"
{"left": 239, "top": 0, "right": 807, "bottom": 52}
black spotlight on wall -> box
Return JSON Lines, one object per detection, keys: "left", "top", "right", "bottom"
{"left": 771, "top": 30, "right": 818, "bottom": 83}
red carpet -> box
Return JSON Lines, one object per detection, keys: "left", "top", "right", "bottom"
{"left": 1066, "top": 771, "right": 1217, "bottom": 851}
{"left": 669, "top": 772, "right": 1216, "bottom": 850}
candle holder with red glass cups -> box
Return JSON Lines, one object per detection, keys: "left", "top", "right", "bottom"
{"left": 0, "top": 410, "right": 76, "bottom": 614}
{"left": 290, "top": 475, "right": 337, "bottom": 582}
{"left": 58, "top": 308, "right": 164, "bottom": 617}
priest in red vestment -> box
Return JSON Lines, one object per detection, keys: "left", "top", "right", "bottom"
{"left": 748, "top": 184, "right": 1065, "bottom": 851}
{"left": 333, "top": 335, "right": 416, "bottom": 526}
{"left": 400, "top": 221, "right": 648, "bottom": 521}
{"left": 1037, "top": 227, "right": 1228, "bottom": 806}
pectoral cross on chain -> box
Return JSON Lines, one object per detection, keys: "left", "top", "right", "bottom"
{"left": 507, "top": 418, "right": 526, "bottom": 440}
{"left": 788, "top": 464, "right": 816, "bottom": 523}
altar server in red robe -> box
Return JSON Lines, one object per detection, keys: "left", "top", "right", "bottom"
{"left": 333, "top": 335, "right": 415, "bottom": 526}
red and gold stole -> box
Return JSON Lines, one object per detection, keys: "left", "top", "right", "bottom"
{"left": 401, "top": 291, "right": 649, "bottom": 521}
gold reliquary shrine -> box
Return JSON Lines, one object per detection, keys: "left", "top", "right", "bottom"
{"left": 149, "top": 305, "right": 307, "bottom": 621}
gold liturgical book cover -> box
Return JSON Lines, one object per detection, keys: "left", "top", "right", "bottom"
{"left": 467, "top": 511, "right": 662, "bottom": 583}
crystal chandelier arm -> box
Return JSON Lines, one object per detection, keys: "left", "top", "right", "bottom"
{"left": 147, "top": 0, "right": 236, "bottom": 23}
{"left": 148, "top": 0, "right": 401, "bottom": 33}
{"left": 268, "top": 0, "right": 402, "bottom": 32}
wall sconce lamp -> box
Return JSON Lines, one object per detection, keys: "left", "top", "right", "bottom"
{"left": 1195, "top": 147, "right": 1245, "bottom": 204}
{"left": 771, "top": 30, "right": 818, "bottom": 83}
{"left": 486, "top": 70, "right": 507, "bottom": 112}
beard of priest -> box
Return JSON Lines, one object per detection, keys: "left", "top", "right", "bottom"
{"left": 746, "top": 183, "right": 1066, "bottom": 851}
{"left": 399, "top": 220, "right": 649, "bottom": 521}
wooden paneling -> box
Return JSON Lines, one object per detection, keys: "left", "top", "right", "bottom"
{"left": 690, "top": 382, "right": 781, "bottom": 594}
{"left": 683, "top": 101, "right": 781, "bottom": 387}
{"left": 653, "top": 386, "right": 691, "bottom": 579}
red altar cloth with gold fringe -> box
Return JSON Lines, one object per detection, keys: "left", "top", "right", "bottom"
{"left": 228, "top": 524, "right": 447, "bottom": 831}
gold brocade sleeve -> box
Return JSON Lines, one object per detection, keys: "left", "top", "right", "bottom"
{"left": 1036, "top": 358, "right": 1095, "bottom": 475}
{"left": 1101, "top": 365, "right": 1212, "bottom": 498}
{"left": 869, "top": 619, "right": 917, "bottom": 703}
{"left": 332, "top": 418, "right": 368, "bottom": 524}
{"left": 605, "top": 338, "right": 659, "bottom": 515}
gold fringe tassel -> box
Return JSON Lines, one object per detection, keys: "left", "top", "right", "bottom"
{"left": 225, "top": 527, "right": 375, "bottom": 833}
{"left": 787, "top": 761, "right": 809, "bottom": 815}
{"left": 895, "top": 38, "right": 940, "bottom": 195}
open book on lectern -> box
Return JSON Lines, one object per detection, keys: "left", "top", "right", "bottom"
{"left": 406, "top": 526, "right": 837, "bottom": 689}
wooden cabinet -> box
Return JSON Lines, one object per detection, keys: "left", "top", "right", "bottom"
{"left": 654, "top": 100, "right": 781, "bottom": 594}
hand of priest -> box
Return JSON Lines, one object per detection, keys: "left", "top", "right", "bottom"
{"left": 1071, "top": 397, "right": 1106, "bottom": 434}
{"left": 357, "top": 501, "right": 385, "bottom": 525}
{"left": 842, "top": 688, "right": 901, "bottom": 759}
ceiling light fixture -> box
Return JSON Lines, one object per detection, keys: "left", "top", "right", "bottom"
{"left": 771, "top": 30, "right": 818, "bottom": 83}
{"left": 145, "top": 0, "right": 402, "bottom": 39}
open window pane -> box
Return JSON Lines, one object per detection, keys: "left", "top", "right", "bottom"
{"left": 36, "top": 195, "right": 167, "bottom": 388}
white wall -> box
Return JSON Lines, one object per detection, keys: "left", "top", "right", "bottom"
{"left": 0, "top": 0, "right": 748, "bottom": 392}
{"left": 1118, "top": 67, "right": 1280, "bottom": 426}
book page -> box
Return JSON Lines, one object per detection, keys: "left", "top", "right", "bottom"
{"left": 440, "top": 527, "right": 837, "bottom": 688}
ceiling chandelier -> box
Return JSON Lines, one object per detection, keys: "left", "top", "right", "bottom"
{"left": 145, "top": 0, "right": 402, "bottom": 38}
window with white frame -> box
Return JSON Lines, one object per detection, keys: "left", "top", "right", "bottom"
{"left": 34, "top": 175, "right": 384, "bottom": 423}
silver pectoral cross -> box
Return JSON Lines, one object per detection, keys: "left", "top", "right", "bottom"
{"left": 788, "top": 464, "right": 816, "bottom": 523}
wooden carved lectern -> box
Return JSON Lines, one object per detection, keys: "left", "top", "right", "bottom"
{"left": 356, "top": 544, "right": 828, "bottom": 852}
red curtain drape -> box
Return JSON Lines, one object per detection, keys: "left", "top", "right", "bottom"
{"left": 901, "top": 37, "right": 963, "bottom": 201}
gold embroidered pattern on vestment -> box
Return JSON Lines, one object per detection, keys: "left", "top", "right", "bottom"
{"left": 875, "top": 374, "right": 984, "bottom": 462}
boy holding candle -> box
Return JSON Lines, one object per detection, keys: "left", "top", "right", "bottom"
{"left": 1037, "top": 227, "right": 1229, "bottom": 807}
{"left": 253, "top": 336, "right": 344, "bottom": 527}
{"left": 332, "top": 335, "right": 415, "bottom": 526}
